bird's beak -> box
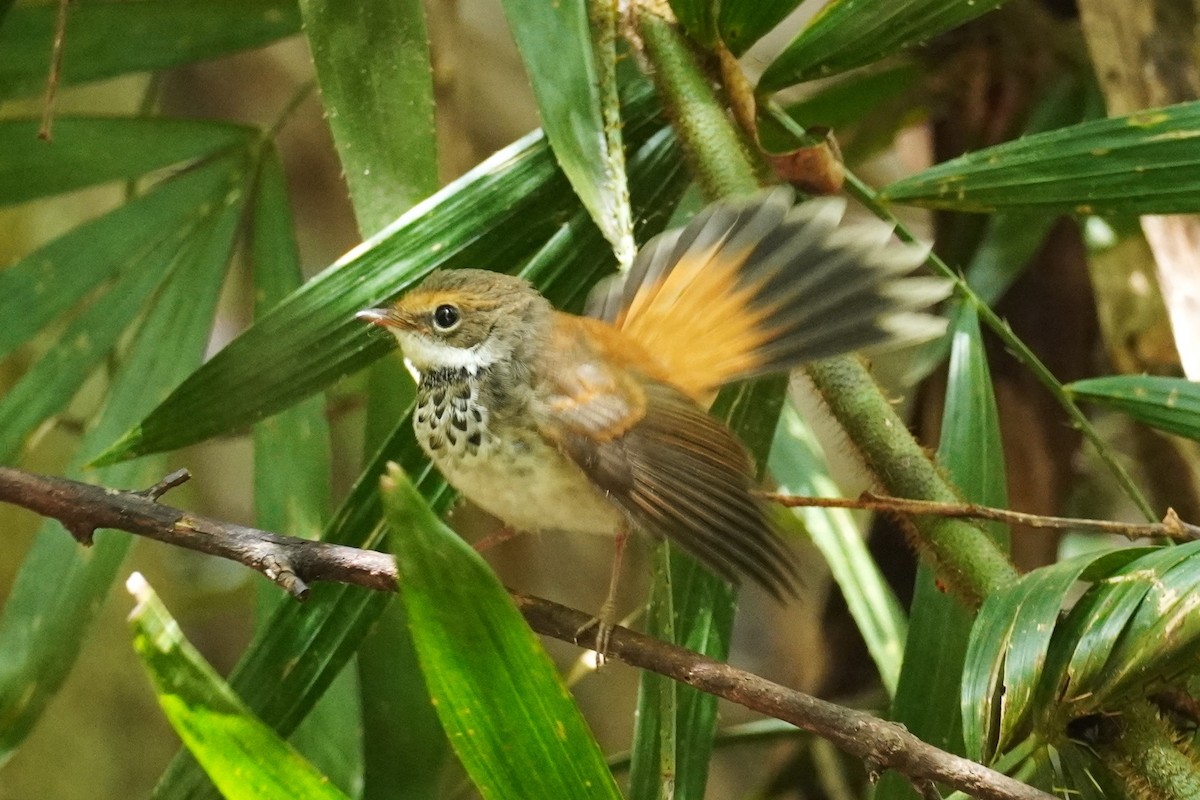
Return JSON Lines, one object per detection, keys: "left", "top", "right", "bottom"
{"left": 356, "top": 307, "right": 393, "bottom": 327}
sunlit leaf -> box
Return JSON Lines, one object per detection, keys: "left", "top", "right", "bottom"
{"left": 769, "top": 403, "right": 907, "bottom": 696}
{"left": 880, "top": 101, "right": 1200, "bottom": 214}
{"left": 128, "top": 575, "right": 350, "bottom": 800}
{"left": 501, "top": 0, "right": 634, "bottom": 263}
{"left": 382, "top": 464, "right": 622, "bottom": 800}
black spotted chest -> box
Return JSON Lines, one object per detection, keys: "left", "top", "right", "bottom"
{"left": 413, "top": 375, "right": 489, "bottom": 460}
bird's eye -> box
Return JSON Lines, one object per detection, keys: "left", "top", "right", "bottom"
{"left": 432, "top": 304, "right": 461, "bottom": 331}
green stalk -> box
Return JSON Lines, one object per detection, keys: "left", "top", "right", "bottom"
{"left": 636, "top": 8, "right": 1017, "bottom": 606}
{"left": 1094, "top": 701, "right": 1200, "bottom": 800}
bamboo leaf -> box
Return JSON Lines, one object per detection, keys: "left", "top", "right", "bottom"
{"left": 0, "top": 155, "right": 245, "bottom": 463}
{"left": 127, "top": 575, "right": 350, "bottom": 800}
{"left": 1057, "top": 544, "right": 1200, "bottom": 715}
{"left": 0, "top": 159, "right": 238, "bottom": 360}
{"left": 249, "top": 148, "right": 361, "bottom": 795}
{"left": 757, "top": 0, "right": 1009, "bottom": 92}
{"left": 152, "top": 413, "right": 452, "bottom": 800}
{"left": 769, "top": 402, "right": 907, "bottom": 696}
{"left": 297, "top": 2, "right": 443, "bottom": 791}
{"left": 0, "top": 0, "right": 300, "bottom": 100}
{"left": 0, "top": 164, "right": 245, "bottom": 760}
{"left": 382, "top": 464, "right": 622, "bottom": 800}
{"left": 960, "top": 549, "right": 1146, "bottom": 763}
{"left": 878, "top": 305, "right": 1007, "bottom": 799}
{"left": 717, "top": 0, "right": 804, "bottom": 56}
{"left": 299, "top": 0, "right": 436, "bottom": 234}
{"left": 0, "top": 117, "right": 251, "bottom": 206}
{"left": 1067, "top": 375, "right": 1200, "bottom": 443}
{"left": 880, "top": 101, "right": 1200, "bottom": 214}
{"left": 501, "top": 0, "right": 635, "bottom": 263}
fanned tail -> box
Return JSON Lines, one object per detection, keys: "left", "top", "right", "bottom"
{"left": 587, "top": 187, "right": 950, "bottom": 399}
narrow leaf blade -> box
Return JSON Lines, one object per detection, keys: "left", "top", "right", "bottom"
{"left": 880, "top": 101, "right": 1200, "bottom": 214}
{"left": 501, "top": 0, "right": 634, "bottom": 262}
{"left": 382, "top": 465, "right": 622, "bottom": 800}
{"left": 1068, "top": 375, "right": 1200, "bottom": 443}
{"left": 127, "top": 575, "right": 350, "bottom": 800}
{"left": 0, "top": 117, "right": 251, "bottom": 205}
{"left": 758, "top": 0, "right": 1008, "bottom": 92}
{"left": 0, "top": 0, "right": 300, "bottom": 100}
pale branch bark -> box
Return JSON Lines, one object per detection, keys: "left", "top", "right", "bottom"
{"left": 762, "top": 490, "right": 1200, "bottom": 542}
{"left": 0, "top": 465, "right": 1055, "bottom": 800}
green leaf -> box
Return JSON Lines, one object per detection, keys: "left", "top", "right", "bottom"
{"left": 94, "top": 77, "right": 671, "bottom": 465}
{"left": 299, "top": 0, "right": 437, "bottom": 235}
{"left": 880, "top": 101, "right": 1200, "bottom": 214}
{"left": 960, "top": 549, "right": 1145, "bottom": 763}
{"left": 903, "top": 72, "right": 1096, "bottom": 382}
{"left": 878, "top": 305, "right": 1007, "bottom": 799}
{"left": 1067, "top": 375, "right": 1200, "bottom": 443}
{"left": 0, "top": 162, "right": 244, "bottom": 761}
{"left": 668, "top": 0, "right": 717, "bottom": 49}
{"left": 153, "top": 413, "right": 451, "bottom": 800}
{"left": 769, "top": 402, "right": 907, "bottom": 695}
{"left": 1060, "top": 543, "right": 1200, "bottom": 712}
{"left": 0, "top": 155, "right": 245, "bottom": 463}
{"left": 381, "top": 464, "right": 622, "bottom": 800}
{"left": 0, "top": 158, "right": 238, "bottom": 360}
{"left": 0, "top": 117, "right": 252, "bottom": 206}
{"left": 248, "top": 148, "right": 361, "bottom": 795}
{"left": 0, "top": 0, "right": 300, "bottom": 100}
{"left": 757, "top": 0, "right": 1009, "bottom": 92}
{"left": 629, "top": 376, "right": 787, "bottom": 800}
{"left": 501, "top": 0, "right": 635, "bottom": 263}
{"left": 297, "top": 4, "right": 443, "bottom": 791}
{"left": 760, "top": 62, "right": 922, "bottom": 149}
{"left": 717, "top": 0, "right": 803, "bottom": 56}
{"left": 127, "top": 574, "right": 351, "bottom": 800}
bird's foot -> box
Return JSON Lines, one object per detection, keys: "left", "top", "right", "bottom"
{"left": 574, "top": 598, "right": 617, "bottom": 666}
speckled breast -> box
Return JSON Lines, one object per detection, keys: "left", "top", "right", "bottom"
{"left": 412, "top": 369, "right": 625, "bottom": 536}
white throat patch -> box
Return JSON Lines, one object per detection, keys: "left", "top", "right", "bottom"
{"left": 394, "top": 333, "right": 500, "bottom": 377}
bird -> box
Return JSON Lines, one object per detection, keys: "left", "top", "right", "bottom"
{"left": 358, "top": 187, "right": 949, "bottom": 652}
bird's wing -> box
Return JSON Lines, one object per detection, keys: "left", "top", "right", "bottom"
{"left": 585, "top": 187, "right": 949, "bottom": 399}
{"left": 535, "top": 316, "right": 797, "bottom": 596}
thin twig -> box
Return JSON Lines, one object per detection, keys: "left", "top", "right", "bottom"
{"left": 39, "top": 0, "right": 72, "bottom": 141}
{"left": 0, "top": 465, "right": 1055, "bottom": 800}
{"left": 761, "top": 491, "right": 1200, "bottom": 542}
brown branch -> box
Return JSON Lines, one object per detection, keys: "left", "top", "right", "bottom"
{"left": 763, "top": 490, "right": 1200, "bottom": 542}
{"left": 0, "top": 465, "right": 1055, "bottom": 800}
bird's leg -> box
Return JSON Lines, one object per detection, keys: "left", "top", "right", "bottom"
{"left": 472, "top": 525, "right": 523, "bottom": 552}
{"left": 574, "top": 527, "right": 629, "bottom": 665}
